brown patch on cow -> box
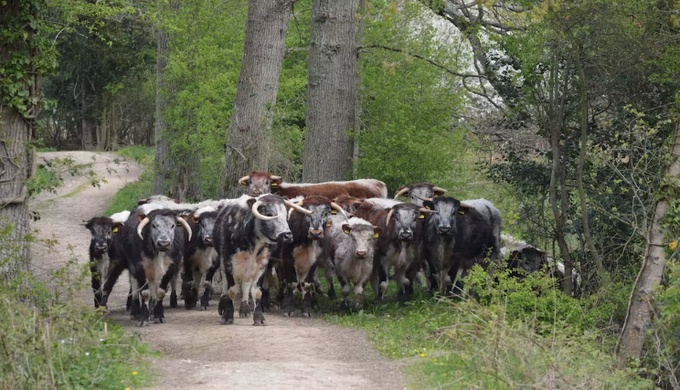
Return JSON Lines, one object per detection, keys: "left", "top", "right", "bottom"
{"left": 142, "top": 257, "right": 155, "bottom": 284}
{"left": 232, "top": 251, "right": 250, "bottom": 269}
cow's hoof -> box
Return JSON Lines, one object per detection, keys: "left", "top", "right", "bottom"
{"left": 282, "top": 311, "right": 292, "bottom": 318}
{"left": 170, "top": 294, "right": 178, "bottom": 308}
{"left": 200, "top": 294, "right": 210, "bottom": 310}
{"left": 158, "top": 317, "right": 166, "bottom": 324}
{"left": 221, "top": 317, "right": 234, "bottom": 325}
{"left": 253, "top": 312, "right": 266, "bottom": 326}
{"left": 239, "top": 301, "right": 251, "bottom": 318}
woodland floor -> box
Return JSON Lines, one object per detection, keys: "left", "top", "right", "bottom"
{"left": 30, "top": 151, "right": 405, "bottom": 390}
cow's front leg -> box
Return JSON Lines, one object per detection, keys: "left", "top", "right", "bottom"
{"left": 138, "top": 289, "right": 150, "bottom": 327}
{"left": 239, "top": 280, "right": 253, "bottom": 318}
{"left": 339, "top": 277, "right": 350, "bottom": 313}
{"left": 251, "top": 285, "right": 265, "bottom": 326}
{"left": 301, "top": 283, "right": 313, "bottom": 317}
{"left": 153, "top": 288, "right": 166, "bottom": 323}
{"left": 353, "top": 283, "right": 365, "bottom": 311}
{"left": 219, "top": 263, "right": 236, "bottom": 325}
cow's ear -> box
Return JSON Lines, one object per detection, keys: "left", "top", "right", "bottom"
{"left": 325, "top": 220, "right": 333, "bottom": 232}
{"left": 136, "top": 213, "right": 146, "bottom": 222}
{"left": 190, "top": 215, "right": 199, "bottom": 224}
{"left": 246, "top": 198, "right": 257, "bottom": 209}
{"left": 423, "top": 200, "right": 435, "bottom": 210}
{"left": 342, "top": 224, "right": 351, "bottom": 235}
{"left": 373, "top": 226, "right": 382, "bottom": 238}
{"left": 137, "top": 198, "right": 148, "bottom": 205}
{"left": 112, "top": 223, "right": 123, "bottom": 233}
{"left": 458, "top": 205, "right": 471, "bottom": 215}
{"left": 84, "top": 219, "right": 93, "bottom": 229}
{"left": 271, "top": 177, "right": 282, "bottom": 189}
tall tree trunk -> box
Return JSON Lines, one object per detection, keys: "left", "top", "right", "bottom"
{"left": 303, "top": 0, "right": 361, "bottom": 183}
{"left": 153, "top": 0, "right": 177, "bottom": 196}
{"left": 574, "top": 47, "right": 606, "bottom": 279}
{"left": 81, "top": 96, "right": 95, "bottom": 151}
{"left": 0, "top": 0, "right": 39, "bottom": 281}
{"left": 222, "top": 0, "right": 293, "bottom": 197}
{"left": 616, "top": 117, "right": 680, "bottom": 364}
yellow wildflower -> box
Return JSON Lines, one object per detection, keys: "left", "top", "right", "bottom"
{"left": 132, "top": 372, "right": 138, "bottom": 376}
{"left": 419, "top": 353, "right": 427, "bottom": 358}
{"left": 670, "top": 241, "right": 678, "bottom": 251}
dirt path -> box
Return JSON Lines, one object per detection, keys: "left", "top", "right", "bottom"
{"left": 31, "top": 151, "right": 405, "bottom": 390}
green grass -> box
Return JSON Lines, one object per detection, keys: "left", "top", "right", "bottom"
{"left": 316, "top": 278, "right": 654, "bottom": 389}
{"left": 0, "top": 258, "right": 154, "bottom": 390}
{"left": 116, "top": 146, "right": 154, "bottom": 166}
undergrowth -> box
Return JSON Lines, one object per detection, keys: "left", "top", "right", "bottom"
{"left": 104, "top": 146, "right": 154, "bottom": 215}
{"left": 318, "top": 268, "right": 656, "bottom": 389}
{"left": 0, "top": 254, "right": 153, "bottom": 390}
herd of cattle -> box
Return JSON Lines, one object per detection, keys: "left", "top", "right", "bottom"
{"left": 85, "top": 171, "right": 577, "bottom": 326}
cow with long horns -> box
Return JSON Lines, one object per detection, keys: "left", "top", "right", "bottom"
{"left": 238, "top": 171, "right": 388, "bottom": 199}
{"left": 422, "top": 197, "right": 501, "bottom": 295}
{"left": 393, "top": 183, "right": 448, "bottom": 207}
{"left": 125, "top": 207, "right": 191, "bottom": 326}
{"left": 180, "top": 206, "right": 219, "bottom": 310}
{"left": 353, "top": 199, "right": 436, "bottom": 302}
{"left": 278, "top": 195, "right": 347, "bottom": 317}
{"left": 214, "top": 194, "right": 307, "bottom": 325}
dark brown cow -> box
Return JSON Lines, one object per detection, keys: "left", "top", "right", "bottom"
{"left": 238, "top": 171, "right": 388, "bottom": 199}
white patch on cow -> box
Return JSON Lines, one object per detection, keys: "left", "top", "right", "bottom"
{"left": 365, "top": 198, "right": 403, "bottom": 209}
{"left": 109, "top": 210, "right": 130, "bottom": 223}
{"left": 138, "top": 203, "right": 164, "bottom": 215}
{"left": 230, "top": 239, "right": 271, "bottom": 308}
{"left": 94, "top": 252, "right": 111, "bottom": 296}
{"left": 194, "top": 206, "right": 217, "bottom": 217}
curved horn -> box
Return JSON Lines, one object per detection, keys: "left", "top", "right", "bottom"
{"left": 137, "top": 217, "right": 150, "bottom": 240}
{"left": 385, "top": 208, "right": 395, "bottom": 227}
{"left": 287, "top": 207, "right": 294, "bottom": 221}
{"left": 238, "top": 175, "right": 250, "bottom": 184}
{"left": 414, "top": 194, "right": 434, "bottom": 202}
{"left": 251, "top": 200, "right": 278, "bottom": 221}
{"left": 270, "top": 175, "right": 282, "bottom": 180}
{"left": 432, "top": 186, "right": 448, "bottom": 194}
{"left": 176, "top": 217, "right": 193, "bottom": 242}
{"left": 331, "top": 202, "right": 350, "bottom": 220}
{"left": 419, "top": 208, "right": 437, "bottom": 214}
{"left": 460, "top": 202, "right": 475, "bottom": 209}
{"left": 284, "top": 200, "right": 313, "bottom": 215}
{"left": 393, "top": 187, "right": 410, "bottom": 199}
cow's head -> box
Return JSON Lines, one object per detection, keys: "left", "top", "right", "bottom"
{"left": 288, "top": 195, "right": 347, "bottom": 240}
{"left": 509, "top": 245, "right": 547, "bottom": 274}
{"left": 385, "top": 203, "right": 435, "bottom": 241}
{"left": 190, "top": 207, "right": 218, "bottom": 247}
{"left": 84, "top": 216, "right": 121, "bottom": 255}
{"left": 238, "top": 171, "right": 283, "bottom": 197}
{"left": 394, "top": 183, "right": 448, "bottom": 207}
{"left": 136, "top": 209, "right": 192, "bottom": 251}
{"left": 247, "top": 194, "right": 298, "bottom": 244}
{"left": 422, "top": 197, "right": 474, "bottom": 236}
{"left": 341, "top": 220, "right": 381, "bottom": 259}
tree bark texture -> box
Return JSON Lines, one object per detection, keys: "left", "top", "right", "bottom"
{"left": 81, "top": 96, "right": 96, "bottom": 151}
{"left": 616, "top": 118, "right": 680, "bottom": 364}
{"left": 302, "top": 0, "right": 361, "bottom": 183}
{"left": 0, "top": 0, "right": 38, "bottom": 280}
{"left": 153, "top": 2, "right": 175, "bottom": 197}
{"left": 222, "top": 0, "right": 293, "bottom": 197}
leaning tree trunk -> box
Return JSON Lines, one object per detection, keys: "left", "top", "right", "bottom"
{"left": 616, "top": 117, "right": 680, "bottom": 365}
{"left": 152, "top": 0, "right": 178, "bottom": 197}
{"left": 81, "top": 96, "right": 96, "bottom": 151}
{"left": 302, "top": 0, "right": 361, "bottom": 183}
{"left": 0, "top": 0, "right": 39, "bottom": 281}
{"left": 222, "top": 0, "right": 293, "bottom": 197}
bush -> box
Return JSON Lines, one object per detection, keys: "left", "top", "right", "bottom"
{"left": 0, "top": 257, "right": 152, "bottom": 389}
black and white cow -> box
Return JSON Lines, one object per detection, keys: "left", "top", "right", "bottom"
{"left": 84, "top": 210, "right": 129, "bottom": 308}
{"left": 180, "top": 206, "right": 219, "bottom": 310}
{"left": 331, "top": 217, "right": 381, "bottom": 311}
{"left": 422, "top": 197, "right": 501, "bottom": 295}
{"left": 125, "top": 207, "right": 191, "bottom": 326}
{"left": 353, "top": 199, "right": 435, "bottom": 302}
{"left": 279, "top": 195, "right": 344, "bottom": 317}
{"left": 393, "top": 183, "right": 448, "bottom": 207}
{"left": 214, "top": 194, "right": 304, "bottom": 325}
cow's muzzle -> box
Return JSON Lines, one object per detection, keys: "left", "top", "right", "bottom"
{"left": 203, "top": 236, "right": 213, "bottom": 246}
{"left": 436, "top": 226, "right": 451, "bottom": 235}
{"left": 156, "top": 240, "right": 171, "bottom": 251}
{"left": 398, "top": 230, "right": 413, "bottom": 240}
{"left": 278, "top": 232, "right": 293, "bottom": 243}
{"left": 308, "top": 229, "right": 324, "bottom": 240}
{"left": 95, "top": 243, "right": 108, "bottom": 251}
{"left": 356, "top": 250, "right": 367, "bottom": 259}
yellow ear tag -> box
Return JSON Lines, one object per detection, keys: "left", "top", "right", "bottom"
{"left": 433, "top": 194, "right": 439, "bottom": 198}
{"left": 331, "top": 209, "right": 338, "bottom": 215}
{"left": 373, "top": 232, "right": 379, "bottom": 238}
{"left": 113, "top": 227, "right": 119, "bottom": 233}
{"left": 418, "top": 214, "right": 425, "bottom": 219}
{"left": 343, "top": 227, "right": 351, "bottom": 235}
{"left": 426, "top": 205, "right": 432, "bottom": 210}
{"left": 459, "top": 210, "right": 466, "bottom": 215}
{"left": 271, "top": 182, "right": 278, "bottom": 187}
{"left": 240, "top": 180, "right": 247, "bottom": 185}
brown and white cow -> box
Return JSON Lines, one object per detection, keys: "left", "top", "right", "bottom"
{"left": 238, "top": 171, "right": 388, "bottom": 199}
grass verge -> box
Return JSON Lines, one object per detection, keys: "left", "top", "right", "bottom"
{"left": 1, "top": 257, "right": 154, "bottom": 390}
{"left": 318, "top": 277, "right": 655, "bottom": 389}
{"left": 104, "top": 146, "right": 154, "bottom": 215}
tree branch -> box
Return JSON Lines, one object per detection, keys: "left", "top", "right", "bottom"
{"left": 359, "top": 44, "right": 486, "bottom": 79}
